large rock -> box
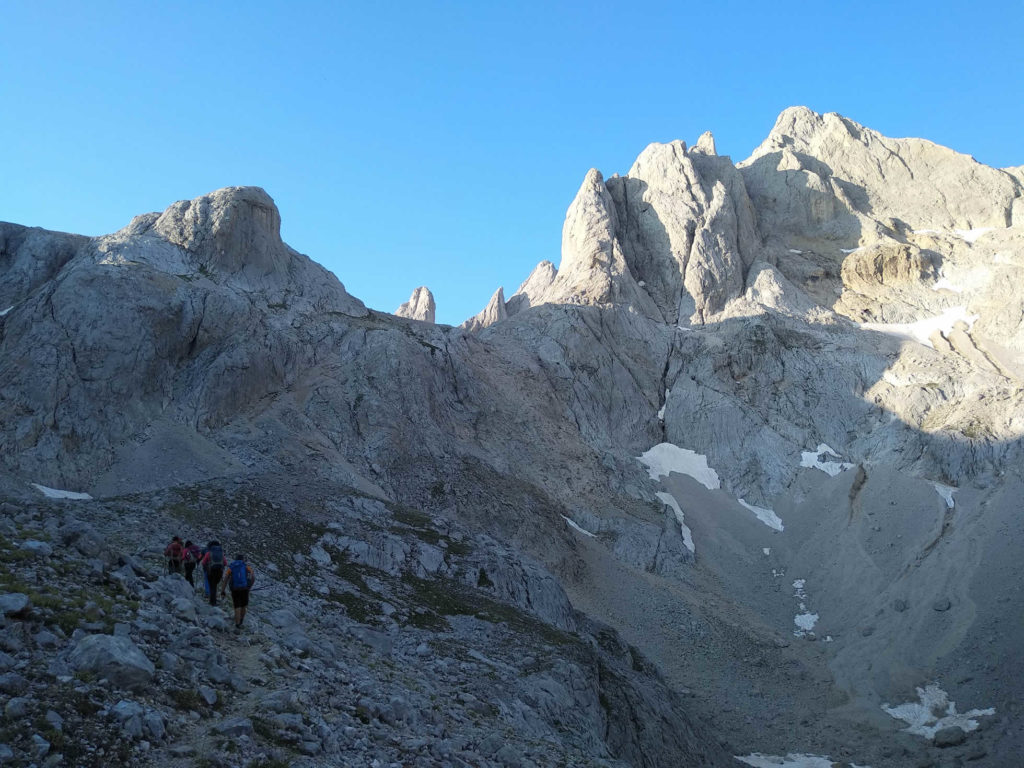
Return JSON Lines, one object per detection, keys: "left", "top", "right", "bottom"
{"left": 461, "top": 286, "right": 509, "bottom": 332}
{"left": 395, "top": 286, "right": 436, "bottom": 323}
{"left": 68, "top": 634, "right": 155, "bottom": 690}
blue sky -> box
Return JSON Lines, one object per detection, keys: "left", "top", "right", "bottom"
{"left": 3, "top": 1, "right": 1021, "bottom": 325}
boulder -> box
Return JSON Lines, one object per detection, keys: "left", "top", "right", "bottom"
{"left": 68, "top": 635, "right": 155, "bottom": 690}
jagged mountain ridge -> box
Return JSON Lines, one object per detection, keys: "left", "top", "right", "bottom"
{"left": 1, "top": 107, "right": 1023, "bottom": 767}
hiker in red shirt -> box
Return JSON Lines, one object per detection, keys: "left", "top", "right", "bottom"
{"left": 164, "top": 536, "right": 184, "bottom": 575}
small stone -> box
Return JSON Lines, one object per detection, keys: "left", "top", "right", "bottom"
{"left": 44, "top": 710, "right": 63, "bottom": 732}
{"left": 212, "top": 717, "right": 253, "bottom": 737}
{"left": 33, "top": 630, "right": 59, "bottom": 649}
{"left": 32, "top": 733, "right": 50, "bottom": 758}
{"left": 198, "top": 685, "right": 217, "bottom": 706}
{"left": 893, "top": 599, "right": 909, "bottom": 612}
{"left": 0, "top": 594, "right": 30, "bottom": 618}
{"left": 4, "top": 697, "right": 29, "bottom": 718}
{"left": 0, "top": 673, "right": 28, "bottom": 695}
{"left": 143, "top": 712, "right": 165, "bottom": 740}
{"left": 416, "top": 643, "right": 431, "bottom": 657}
{"left": 932, "top": 597, "right": 952, "bottom": 612}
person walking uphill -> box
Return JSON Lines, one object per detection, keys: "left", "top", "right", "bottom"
{"left": 200, "top": 540, "right": 226, "bottom": 606}
{"left": 182, "top": 540, "right": 201, "bottom": 588}
{"left": 220, "top": 554, "right": 255, "bottom": 630}
{"left": 164, "top": 536, "right": 184, "bottom": 575}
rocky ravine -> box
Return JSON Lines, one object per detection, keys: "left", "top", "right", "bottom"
{"left": 1, "top": 107, "right": 1023, "bottom": 767}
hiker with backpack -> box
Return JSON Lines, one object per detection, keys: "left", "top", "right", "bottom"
{"left": 164, "top": 536, "right": 184, "bottom": 575}
{"left": 220, "top": 553, "right": 255, "bottom": 630}
{"left": 199, "top": 540, "right": 226, "bottom": 606}
{"left": 182, "top": 540, "right": 202, "bottom": 588}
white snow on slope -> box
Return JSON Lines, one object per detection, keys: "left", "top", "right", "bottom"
{"left": 931, "top": 277, "right": 963, "bottom": 293}
{"left": 637, "top": 443, "right": 720, "bottom": 490}
{"left": 788, "top": 248, "right": 803, "bottom": 254}
{"left": 738, "top": 499, "right": 783, "bottom": 532}
{"left": 882, "top": 684, "right": 995, "bottom": 739}
{"left": 32, "top": 484, "right": 93, "bottom": 500}
{"left": 931, "top": 483, "right": 956, "bottom": 509}
{"left": 840, "top": 247, "right": 861, "bottom": 254}
{"left": 859, "top": 306, "right": 979, "bottom": 349}
{"left": 792, "top": 579, "right": 819, "bottom": 637}
{"left": 799, "top": 444, "right": 853, "bottom": 477}
{"left": 912, "top": 228, "right": 940, "bottom": 235}
{"left": 736, "top": 754, "right": 871, "bottom": 767}
{"left": 0, "top": 306, "right": 12, "bottom": 317}
{"left": 954, "top": 227, "right": 994, "bottom": 243}
{"left": 560, "top": 515, "right": 596, "bottom": 538}
{"left": 656, "top": 492, "right": 694, "bottom": 553}
{"left": 657, "top": 389, "right": 670, "bottom": 420}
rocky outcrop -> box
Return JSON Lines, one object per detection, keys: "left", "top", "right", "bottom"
{"left": 741, "top": 106, "right": 1023, "bottom": 240}
{"left": 517, "top": 140, "right": 763, "bottom": 324}
{"left": 506, "top": 260, "right": 557, "bottom": 316}
{"left": 395, "top": 286, "right": 436, "bottom": 323}
{"left": 460, "top": 286, "right": 508, "bottom": 332}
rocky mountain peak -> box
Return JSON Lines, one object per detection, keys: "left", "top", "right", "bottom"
{"left": 152, "top": 186, "right": 287, "bottom": 280}
{"left": 460, "top": 286, "right": 508, "bottom": 332}
{"left": 395, "top": 286, "right": 436, "bottom": 323}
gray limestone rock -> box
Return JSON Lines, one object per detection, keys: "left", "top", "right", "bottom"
{"left": 395, "top": 286, "right": 436, "bottom": 323}
{"left": 0, "top": 594, "right": 30, "bottom": 618}
{"left": 461, "top": 286, "right": 508, "bottom": 332}
{"left": 68, "top": 635, "right": 155, "bottom": 690}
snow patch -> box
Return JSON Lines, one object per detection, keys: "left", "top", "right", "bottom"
{"left": 954, "top": 227, "right": 993, "bottom": 243}
{"left": 787, "top": 248, "right": 803, "bottom": 254}
{"left": 763, "top": 548, "right": 771, "bottom": 556}
{"left": 859, "top": 306, "right": 979, "bottom": 349}
{"left": 840, "top": 247, "right": 861, "bottom": 254}
{"left": 794, "top": 612, "right": 819, "bottom": 632}
{"left": 637, "top": 443, "right": 720, "bottom": 490}
{"left": 882, "top": 684, "right": 995, "bottom": 740}
{"left": 32, "top": 484, "right": 93, "bottom": 500}
{"left": 738, "top": 499, "right": 784, "bottom": 532}
{"left": 792, "top": 579, "right": 819, "bottom": 637}
{"left": 931, "top": 277, "right": 963, "bottom": 293}
{"left": 736, "top": 754, "right": 871, "bottom": 767}
{"left": 656, "top": 491, "right": 695, "bottom": 553}
{"left": 799, "top": 443, "right": 854, "bottom": 477}
{"left": 993, "top": 252, "right": 1012, "bottom": 265}
{"left": 913, "top": 228, "right": 940, "bottom": 235}
{"left": 560, "top": 515, "right": 596, "bottom": 538}
{"left": 931, "top": 483, "right": 956, "bottom": 509}
{"left": 0, "top": 306, "right": 12, "bottom": 317}
{"left": 657, "top": 389, "right": 670, "bottom": 421}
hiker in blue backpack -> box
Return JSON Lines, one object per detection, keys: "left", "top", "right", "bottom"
{"left": 219, "top": 553, "right": 255, "bottom": 630}
{"left": 199, "top": 540, "right": 226, "bottom": 606}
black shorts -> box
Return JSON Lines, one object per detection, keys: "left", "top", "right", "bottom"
{"left": 230, "top": 588, "right": 250, "bottom": 608}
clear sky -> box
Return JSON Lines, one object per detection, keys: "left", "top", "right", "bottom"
{"left": 2, "top": 1, "right": 1021, "bottom": 325}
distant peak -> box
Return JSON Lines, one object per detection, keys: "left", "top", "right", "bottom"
{"left": 395, "top": 286, "right": 436, "bottom": 323}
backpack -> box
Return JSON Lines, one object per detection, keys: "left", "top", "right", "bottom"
{"left": 229, "top": 560, "right": 251, "bottom": 589}
{"left": 184, "top": 545, "right": 200, "bottom": 563}
{"left": 209, "top": 544, "right": 224, "bottom": 567}
{"left": 168, "top": 540, "right": 183, "bottom": 561}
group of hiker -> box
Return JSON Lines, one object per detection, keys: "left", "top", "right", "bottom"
{"left": 164, "top": 536, "right": 255, "bottom": 630}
